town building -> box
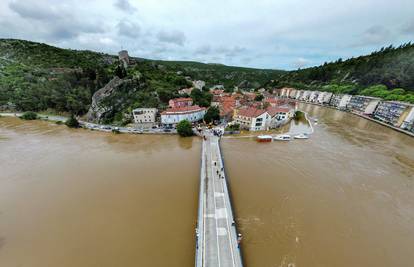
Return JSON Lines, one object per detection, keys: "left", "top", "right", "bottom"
{"left": 373, "top": 101, "right": 414, "bottom": 127}
{"left": 300, "top": 91, "right": 312, "bottom": 101}
{"left": 266, "top": 106, "right": 295, "bottom": 128}
{"left": 178, "top": 88, "right": 194, "bottom": 95}
{"left": 317, "top": 92, "right": 333, "bottom": 104}
{"left": 347, "top": 96, "right": 381, "bottom": 115}
{"left": 295, "top": 90, "right": 303, "bottom": 100}
{"left": 161, "top": 106, "right": 206, "bottom": 127}
{"left": 330, "top": 94, "right": 352, "bottom": 109}
{"left": 309, "top": 91, "right": 320, "bottom": 103}
{"left": 132, "top": 108, "right": 158, "bottom": 124}
{"left": 233, "top": 107, "right": 270, "bottom": 131}
{"left": 168, "top": 97, "right": 193, "bottom": 108}
{"left": 401, "top": 107, "right": 414, "bottom": 133}
{"left": 289, "top": 89, "right": 298, "bottom": 99}
{"left": 193, "top": 80, "right": 206, "bottom": 90}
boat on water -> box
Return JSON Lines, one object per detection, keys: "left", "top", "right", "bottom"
{"left": 294, "top": 133, "right": 309, "bottom": 139}
{"left": 273, "top": 134, "right": 291, "bottom": 141}
{"left": 314, "top": 118, "right": 319, "bottom": 122}
{"left": 257, "top": 135, "right": 273, "bottom": 143}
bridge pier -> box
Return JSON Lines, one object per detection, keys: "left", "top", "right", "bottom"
{"left": 195, "top": 133, "right": 243, "bottom": 267}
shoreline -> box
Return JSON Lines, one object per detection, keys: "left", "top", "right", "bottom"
{"left": 296, "top": 100, "right": 414, "bottom": 138}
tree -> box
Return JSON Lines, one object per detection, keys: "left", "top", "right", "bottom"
{"left": 204, "top": 106, "right": 220, "bottom": 124}
{"left": 65, "top": 114, "right": 80, "bottom": 128}
{"left": 176, "top": 120, "right": 193, "bottom": 137}
{"left": 20, "top": 111, "right": 38, "bottom": 120}
{"left": 254, "top": 94, "right": 264, "bottom": 101}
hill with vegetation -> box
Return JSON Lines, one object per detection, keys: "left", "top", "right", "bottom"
{"left": 268, "top": 43, "right": 414, "bottom": 103}
{"left": 0, "top": 39, "right": 284, "bottom": 123}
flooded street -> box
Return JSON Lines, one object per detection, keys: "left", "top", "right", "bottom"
{"left": 223, "top": 103, "right": 414, "bottom": 267}
{"left": 1, "top": 102, "right": 414, "bottom": 267}
{"left": 0, "top": 117, "right": 200, "bottom": 267}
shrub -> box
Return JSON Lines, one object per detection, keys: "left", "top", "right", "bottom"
{"left": 65, "top": 114, "right": 80, "bottom": 128}
{"left": 176, "top": 120, "right": 193, "bottom": 137}
{"left": 20, "top": 111, "right": 38, "bottom": 120}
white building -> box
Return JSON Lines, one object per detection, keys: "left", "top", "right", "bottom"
{"left": 161, "top": 106, "right": 206, "bottom": 127}
{"left": 233, "top": 107, "right": 270, "bottom": 131}
{"left": 347, "top": 96, "right": 381, "bottom": 115}
{"left": 295, "top": 90, "right": 303, "bottom": 100}
{"left": 401, "top": 107, "right": 414, "bottom": 133}
{"left": 300, "top": 91, "right": 312, "bottom": 101}
{"left": 193, "top": 80, "right": 206, "bottom": 90}
{"left": 317, "top": 92, "right": 333, "bottom": 104}
{"left": 309, "top": 91, "right": 320, "bottom": 103}
{"left": 132, "top": 108, "right": 158, "bottom": 124}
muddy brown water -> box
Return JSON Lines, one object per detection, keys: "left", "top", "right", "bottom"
{"left": 223, "top": 103, "right": 414, "bottom": 267}
{"left": 1, "top": 102, "right": 414, "bottom": 267}
{"left": 0, "top": 117, "right": 200, "bottom": 267}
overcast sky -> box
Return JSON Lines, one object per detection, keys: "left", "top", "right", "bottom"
{"left": 0, "top": 0, "right": 413, "bottom": 70}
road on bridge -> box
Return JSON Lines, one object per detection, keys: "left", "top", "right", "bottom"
{"left": 196, "top": 132, "right": 243, "bottom": 267}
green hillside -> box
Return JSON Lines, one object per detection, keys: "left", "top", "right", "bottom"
{"left": 0, "top": 39, "right": 284, "bottom": 121}
{"left": 270, "top": 43, "right": 414, "bottom": 103}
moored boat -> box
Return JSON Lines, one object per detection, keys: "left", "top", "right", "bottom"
{"left": 257, "top": 135, "right": 273, "bottom": 142}
{"left": 273, "top": 134, "right": 291, "bottom": 141}
{"left": 294, "top": 133, "right": 309, "bottom": 139}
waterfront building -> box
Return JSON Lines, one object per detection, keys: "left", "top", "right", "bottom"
{"left": 300, "top": 91, "right": 312, "bottom": 101}
{"left": 401, "top": 107, "right": 414, "bottom": 133}
{"left": 266, "top": 106, "right": 295, "bottom": 128}
{"left": 280, "top": 87, "right": 294, "bottom": 98}
{"left": 168, "top": 97, "right": 193, "bottom": 108}
{"left": 289, "top": 89, "right": 297, "bottom": 99}
{"left": 374, "top": 101, "right": 414, "bottom": 127}
{"left": 161, "top": 105, "right": 206, "bottom": 127}
{"left": 233, "top": 107, "right": 270, "bottom": 131}
{"left": 347, "top": 96, "right": 381, "bottom": 115}
{"left": 295, "top": 90, "right": 304, "bottom": 100}
{"left": 309, "top": 91, "right": 320, "bottom": 102}
{"left": 317, "top": 92, "right": 333, "bottom": 104}
{"left": 330, "top": 94, "right": 353, "bottom": 109}
{"left": 132, "top": 108, "right": 158, "bottom": 124}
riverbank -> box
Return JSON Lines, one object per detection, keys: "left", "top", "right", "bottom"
{"left": 297, "top": 100, "right": 414, "bottom": 138}
{"left": 0, "top": 112, "right": 177, "bottom": 135}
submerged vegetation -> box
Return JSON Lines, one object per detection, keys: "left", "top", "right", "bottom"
{"left": 20, "top": 111, "right": 38, "bottom": 120}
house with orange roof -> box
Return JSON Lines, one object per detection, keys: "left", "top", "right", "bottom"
{"left": 168, "top": 97, "right": 193, "bottom": 108}
{"left": 233, "top": 107, "right": 270, "bottom": 131}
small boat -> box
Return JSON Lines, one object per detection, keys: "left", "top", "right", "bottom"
{"left": 273, "top": 134, "right": 291, "bottom": 141}
{"left": 257, "top": 135, "right": 273, "bottom": 143}
{"left": 314, "top": 118, "right": 318, "bottom": 122}
{"left": 294, "top": 133, "right": 309, "bottom": 139}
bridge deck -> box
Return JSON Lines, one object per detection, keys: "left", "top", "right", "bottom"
{"left": 196, "top": 134, "right": 243, "bottom": 267}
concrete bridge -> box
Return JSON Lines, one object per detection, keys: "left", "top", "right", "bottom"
{"left": 195, "top": 132, "right": 243, "bottom": 267}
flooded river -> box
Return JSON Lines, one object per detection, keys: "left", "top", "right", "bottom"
{"left": 223, "top": 103, "right": 414, "bottom": 267}
{"left": 0, "top": 117, "right": 200, "bottom": 267}
{"left": 1, "top": 103, "right": 414, "bottom": 267}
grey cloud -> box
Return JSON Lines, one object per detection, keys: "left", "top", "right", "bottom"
{"left": 9, "top": 0, "right": 59, "bottom": 20}
{"left": 117, "top": 20, "right": 141, "bottom": 38}
{"left": 402, "top": 20, "right": 414, "bottom": 34}
{"left": 8, "top": 0, "right": 105, "bottom": 42}
{"left": 353, "top": 25, "right": 392, "bottom": 47}
{"left": 157, "top": 30, "right": 186, "bottom": 46}
{"left": 114, "top": 0, "right": 138, "bottom": 14}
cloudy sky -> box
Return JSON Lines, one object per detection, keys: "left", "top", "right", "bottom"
{"left": 0, "top": 0, "right": 413, "bottom": 70}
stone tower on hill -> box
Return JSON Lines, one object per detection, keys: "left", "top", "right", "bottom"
{"left": 118, "top": 50, "right": 130, "bottom": 68}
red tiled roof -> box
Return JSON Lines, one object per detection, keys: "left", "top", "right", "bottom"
{"left": 170, "top": 97, "right": 192, "bottom": 102}
{"left": 161, "top": 105, "right": 205, "bottom": 115}
{"left": 237, "top": 107, "right": 267, "bottom": 118}
{"left": 266, "top": 107, "right": 291, "bottom": 117}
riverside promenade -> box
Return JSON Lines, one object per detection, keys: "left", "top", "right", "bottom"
{"left": 195, "top": 132, "right": 243, "bottom": 267}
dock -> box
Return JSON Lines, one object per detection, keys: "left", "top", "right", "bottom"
{"left": 195, "top": 132, "right": 243, "bottom": 267}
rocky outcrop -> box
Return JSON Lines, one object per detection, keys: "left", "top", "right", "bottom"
{"left": 86, "top": 77, "right": 124, "bottom": 122}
